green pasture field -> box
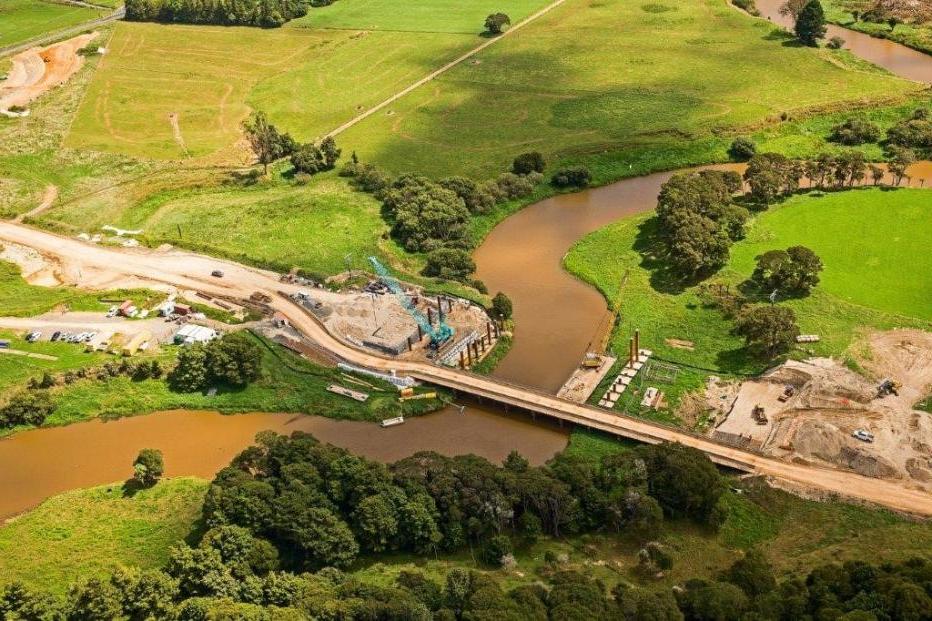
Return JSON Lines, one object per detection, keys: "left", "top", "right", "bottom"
{"left": 126, "top": 175, "right": 386, "bottom": 276}
{"left": 0, "top": 0, "right": 104, "bottom": 50}
{"left": 822, "top": 0, "right": 932, "bottom": 55}
{"left": 287, "top": 0, "right": 549, "bottom": 33}
{"left": 0, "top": 478, "right": 207, "bottom": 597}
{"left": 0, "top": 259, "right": 158, "bottom": 318}
{"left": 564, "top": 188, "right": 932, "bottom": 414}
{"left": 339, "top": 0, "right": 917, "bottom": 179}
{"left": 0, "top": 329, "right": 109, "bottom": 393}
{"left": 730, "top": 189, "right": 932, "bottom": 322}
{"left": 66, "top": 22, "right": 477, "bottom": 159}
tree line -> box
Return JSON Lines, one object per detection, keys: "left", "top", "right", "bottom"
{"left": 125, "top": 0, "right": 313, "bottom": 28}
{"left": 200, "top": 433, "right": 727, "bottom": 572}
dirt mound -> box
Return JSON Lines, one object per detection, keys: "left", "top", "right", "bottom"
{"left": 0, "top": 32, "right": 98, "bottom": 112}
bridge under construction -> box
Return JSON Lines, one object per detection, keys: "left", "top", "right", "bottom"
{"left": 0, "top": 221, "right": 929, "bottom": 516}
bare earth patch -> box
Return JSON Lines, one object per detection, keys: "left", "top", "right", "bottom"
{"left": 712, "top": 330, "right": 932, "bottom": 492}
{"left": 0, "top": 32, "right": 98, "bottom": 112}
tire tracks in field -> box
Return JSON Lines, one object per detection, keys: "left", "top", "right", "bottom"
{"left": 325, "top": 0, "right": 568, "bottom": 138}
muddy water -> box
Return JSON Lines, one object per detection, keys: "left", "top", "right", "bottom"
{"left": 473, "top": 165, "right": 745, "bottom": 392}
{"left": 473, "top": 161, "right": 932, "bottom": 393}
{"left": 0, "top": 406, "right": 567, "bottom": 520}
{"left": 753, "top": 0, "right": 932, "bottom": 83}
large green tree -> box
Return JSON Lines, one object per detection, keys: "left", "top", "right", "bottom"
{"left": 736, "top": 305, "right": 800, "bottom": 357}
{"left": 795, "top": 0, "right": 827, "bottom": 46}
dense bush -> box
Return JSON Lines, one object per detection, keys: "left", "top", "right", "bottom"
{"left": 4, "top": 553, "right": 930, "bottom": 620}
{"left": 423, "top": 248, "right": 476, "bottom": 279}
{"left": 491, "top": 291, "right": 513, "bottom": 321}
{"left": 551, "top": 165, "right": 592, "bottom": 188}
{"left": 886, "top": 108, "right": 932, "bottom": 154}
{"left": 133, "top": 448, "right": 164, "bottom": 488}
{"left": 511, "top": 151, "right": 546, "bottom": 175}
{"left": 735, "top": 305, "right": 800, "bottom": 357}
{"left": 829, "top": 118, "right": 881, "bottom": 145}
{"left": 655, "top": 170, "right": 746, "bottom": 278}
{"left": 496, "top": 171, "right": 541, "bottom": 199}
{"left": 290, "top": 137, "right": 340, "bottom": 175}
{"left": 484, "top": 12, "right": 511, "bottom": 34}
{"left": 200, "top": 433, "right": 723, "bottom": 571}
{"left": 0, "top": 391, "right": 55, "bottom": 429}
{"left": 439, "top": 176, "right": 497, "bottom": 214}
{"left": 731, "top": 0, "right": 759, "bottom": 15}
{"left": 169, "top": 332, "right": 262, "bottom": 392}
{"left": 728, "top": 136, "right": 757, "bottom": 160}
{"left": 382, "top": 175, "right": 472, "bottom": 252}
{"left": 125, "top": 0, "right": 310, "bottom": 27}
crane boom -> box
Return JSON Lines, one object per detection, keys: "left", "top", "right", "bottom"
{"left": 368, "top": 257, "right": 454, "bottom": 346}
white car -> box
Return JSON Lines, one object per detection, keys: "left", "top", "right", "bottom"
{"left": 26, "top": 331, "right": 42, "bottom": 342}
{"left": 852, "top": 429, "right": 875, "bottom": 443}
{"left": 107, "top": 307, "right": 118, "bottom": 318}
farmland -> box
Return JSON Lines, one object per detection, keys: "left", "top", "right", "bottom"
{"left": 287, "top": 0, "right": 548, "bottom": 33}
{"left": 564, "top": 188, "right": 932, "bottom": 383}
{"left": 0, "top": 0, "right": 105, "bottom": 50}
{"left": 338, "top": 0, "right": 916, "bottom": 178}
{"left": 66, "top": 22, "right": 480, "bottom": 159}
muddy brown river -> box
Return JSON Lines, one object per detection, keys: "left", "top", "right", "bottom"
{"left": 753, "top": 0, "right": 932, "bottom": 83}
{"left": 1, "top": 20, "right": 931, "bottom": 520}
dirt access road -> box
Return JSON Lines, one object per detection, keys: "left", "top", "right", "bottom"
{"left": 0, "top": 221, "right": 930, "bottom": 516}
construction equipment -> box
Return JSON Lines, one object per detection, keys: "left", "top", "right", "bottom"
{"left": 249, "top": 291, "right": 272, "bottom": 304}
{"left": 368, "top": 257, "right": 453, "bottom": 348}
{"left": 752, "top": 404, "right": 767, "bottom": 425}
{"left": 582, "top": 270, "right": 628, "bottom": 368}
{"left": 877, "top": 378, "right": 901, "bottom": 397}
{"left": 777, "top": 385, "right": 795, "bottom": 402}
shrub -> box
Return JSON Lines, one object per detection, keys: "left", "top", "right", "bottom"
{"left": 352, "top": 164, "right": 392, "bottom": 194}
{"left": 439, "top": 176, "right": 497, "bottom": 214}
{"left": 0, "top": 391, "right": 55, "bottom": 428}
{"left": 133, "top": 448, "right": 164, "bottom": 487}
{"left": 490, "top": 292, "right": 513, "bottom": 321}
{"left": 423, "top": 248, "right": 476, "bottom": 280}
{"left": 511, "top": 152, "right": 546, "bottom": 175}
{"left": 550, "top": 166, "right": 591, "bottom": 188}
{"left": 827, "top": 35, "right": 845, "bottom": 48}
{"left": 732, "top": 0, "right": 759, "bottom": 14}
{"left": 495, "top": 172, "right": 540, "bottom": 199}
{"left": 829, "top": 118, "right": 881, "bottom": 145}
{"left": 481, "top": 536, "right": 513, "bottom": 567}
{"left": 728, "top": 136, "right": 757, "bottom": 161}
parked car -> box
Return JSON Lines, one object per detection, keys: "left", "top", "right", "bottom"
{"left": 26, "top": 331, "right": 42, "bottom": 342}
{"left": 211, "top": 270, "right": 224, "bottom": 278}
{"left": 852, "top": 429, "right": 875, "bottom": 443}
{"left": 51, "top": 331, "right": 61, "bottom": 341}
{"left": 107, "top": 307, "right": 118, "bottom": 318}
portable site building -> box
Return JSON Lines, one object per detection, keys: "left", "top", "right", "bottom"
{"left": 174, "top": 324, "right": 218, "bottom": 345}
{"left": 122, "top": 330, "right": 152, "bottom": 356}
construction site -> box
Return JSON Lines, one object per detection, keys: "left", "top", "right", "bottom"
{"left": 285, "top": 258, "right": 501, "bottom": 368}
{"left": 707, "top": 329, "right": 932, "bottom": 493}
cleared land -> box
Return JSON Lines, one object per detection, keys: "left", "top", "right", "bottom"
{"left": 287, "top": 0, "right": 548, "bottom": 33}
{"left": 564, "top": 188, "right": 932, "bottom": 417}
{"left": 0, "top": 0, "right": 104, "bottom": 51}
{"left": 0, "top": 478, "right": 207, "bottom": 597}
{"left": 338, "top": 0, "right": 916, "bottom": 178}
